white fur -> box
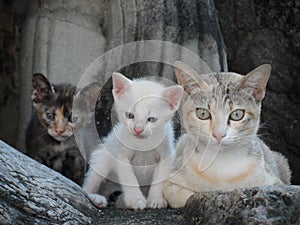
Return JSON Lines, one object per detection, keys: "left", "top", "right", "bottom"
{"left": 82, "top": 73, "right": 183, "bottom": 209}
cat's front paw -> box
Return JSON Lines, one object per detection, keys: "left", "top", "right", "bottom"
{"left": 123, "top": 193, "right": 147, "bottom": 210}
{"left": 147, "top": 196, "right": 168, "bottom": 209}
{"left": 88, "top": 193, "right": 108, "bottom": 208}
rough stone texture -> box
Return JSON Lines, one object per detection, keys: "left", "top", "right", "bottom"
{"left": 96, "top": 207, "right": 188, "bottom": 225}
{"left": 215, "top": 0, "right": 300, "bottom": 184}
{"left": 0, "top": 140, "right": 188, "bottom": 224}
{"left": 0, "top": 0, "right": 28, "bottom": 146}
{"left": 0, "top": 140, "right": 99, "bottom": 224}
{"left": 183, "top": 185, "right": 300, "bottom": 225}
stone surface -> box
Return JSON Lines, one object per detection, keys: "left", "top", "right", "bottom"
{"left": 0, "top": 140, "right": 99, "bottom": 224}
{"left": 183, "top": 185, "right": 300, "bottom": 225}
{"left": 0, "top": 140, "right": 188, "bottom": 224}
{"left": 96, "top": 207, "right": 188, "bottom": 225}
{"left": 215, "top": 0, "right": 300, "bottom": 184}
{"left": 0, "top": 0, "right": 27, "bottom": 146}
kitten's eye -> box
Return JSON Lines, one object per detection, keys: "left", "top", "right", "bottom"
{"left": 72, "top": 116, "right": 78, "bottom": 123}
{"left": 229, "top": 109, "right": 245, "bottom": 121}
{"left": 196, "top": 108, "right": 211, "bottom": 120}
{"left": 148, "top": 117, "right": 158, "bottom": 123}
{"left": 46, "top": 113, "right": 54, "bottom": 120}
{"left": 125, "top": 112, "right": 134, "bottom": 119}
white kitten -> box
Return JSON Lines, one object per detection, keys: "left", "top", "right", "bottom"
{"left": 82, "top": 73, "right": 183, "bottom": 210}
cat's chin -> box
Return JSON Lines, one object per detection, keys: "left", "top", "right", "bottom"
{"left": 133, "top": 134, "right": 148, "bottom": 139}
{"left": 51, "top": 135, "right": 71, "bottom": 142}
{"left": 128, "top": 129, "right": 150, "bottom": 139}
{"left": 199, "top": 139, "right": 231, "bottom": 148}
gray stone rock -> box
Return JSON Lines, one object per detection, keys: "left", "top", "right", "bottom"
{"left": 0, "top": 140, "right": 99, "bottom": 224}
{"left": 183, "top": 185, "right": 300, "bottom": 225}
{"left": 0, "top": 140, "right": 188, "bottom": 224}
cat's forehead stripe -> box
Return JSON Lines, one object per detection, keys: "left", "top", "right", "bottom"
{"left": 229, "top": 100, "right": 233, "bottom": 110}
{"left": 56, "top": 106, "right": 64, "bottom": 121}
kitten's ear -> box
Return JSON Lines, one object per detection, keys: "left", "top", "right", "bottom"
{"left": 174, "top": 61, "right": 209, "bottom": 94}
{"left": 112, "top": 72, "right": 132, "bottom": 99}
{"left": 32, "top": 73, "right": 54, "bottom": 103}
{"left": 161, "top": 85, "right": 184, "bottom": 112}
{"left": 239, "top": 64, "right": 271, "bottom": 101}
{"left": 76, "top": 83, "right": 101, "bottom": 111}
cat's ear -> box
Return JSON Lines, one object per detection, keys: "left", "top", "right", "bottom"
{"left": 239, "top": 64, "right": 271, "bottom": 101}
{"left": 32, "top": 73, "right": 55, "bottom": 103}
{"left": 112, "top": 72, "right": 132, "bottom": 99}
{"left": 75, "top": 83, "right": 101, "bottom": 111}
{"left": 174, "top": 61, "right": 209, "bottom": 94}
{"left": 161, "top": 85, "right": 184, "bottom": 112}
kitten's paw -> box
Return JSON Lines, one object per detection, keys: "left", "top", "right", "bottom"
{"left": 88, "top": 193, "right": 108, "bottom": 208}
{"left": 123, "top": 194, "right": 147, "bottom": 210}
{"left": 147, "top": 196, "right": 168, "bottom": 209}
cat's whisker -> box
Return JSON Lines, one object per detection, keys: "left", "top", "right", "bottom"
{"left": 256, "top": 133, "right": 278, "bottom": 144}
{"left": 259, "top": 120, "right": 270, "bottom": 129}
{"left": 35, "top": 132, "right": 49, "bottom": 141}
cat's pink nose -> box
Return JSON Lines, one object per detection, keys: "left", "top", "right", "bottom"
{"left": 55, "top": 127, "right": 65, "bottom": 135}
{"left": 134, "top": 126, "right": 144, "bottom": 135}
{"left": 213, "top": 133, "right": 225, "bottom": 143}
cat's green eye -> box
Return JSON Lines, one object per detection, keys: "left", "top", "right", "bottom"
{"left": 229, "top": 109, "right": 245, "bottom": 121}
{"left": 148, "top": 117, "right": 158, "bottom": 123}
{"left": 125, "top": 112, "right": 134, "bottom": 119}
{"left": 196, "top": 108, "right": 211, "bottom": 120}
{"left": 46, "top": 113, "right": 54, "bottom": 120}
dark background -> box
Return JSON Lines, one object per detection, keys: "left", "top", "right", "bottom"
{"left": 0, "top": 0, "right": 299, "bottom": 184}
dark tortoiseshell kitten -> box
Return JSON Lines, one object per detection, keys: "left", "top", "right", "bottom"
{"left": 26, "top": 74, "right": 99, "bottom": 185}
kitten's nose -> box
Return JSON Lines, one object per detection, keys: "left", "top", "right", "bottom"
{"left": 134, "top": 126, "right": 144, "bottom": 135}
{"left": 55, "top": 126, "right": 65, "bottom": 135}
{"left": 213, "top": 133, "right": 225, "bottom": 143}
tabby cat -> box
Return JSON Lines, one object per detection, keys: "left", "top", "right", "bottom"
{"left": 163, "top": 61, "right": 291, "bottom": 208}
{"left": 26, "top": 73, "right": 99, "bottom": 185}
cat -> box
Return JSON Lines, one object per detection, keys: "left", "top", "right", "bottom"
{"left": 82, "top": 72, "right": 183, "bottom": 210}
{"left": 26, "top": 73, "right": 100, "bottom": 185}
{"left": 163, "top": 61, "right": 291, "bottom": 208}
